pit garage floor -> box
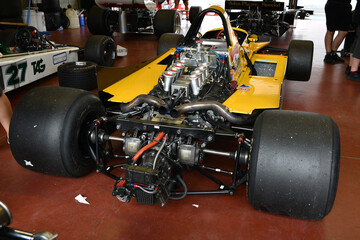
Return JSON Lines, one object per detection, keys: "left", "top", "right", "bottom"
{"left": 1, "top": 15, "right": 360, "bottom": 240}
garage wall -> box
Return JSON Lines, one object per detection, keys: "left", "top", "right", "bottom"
{"left": 21, "top": 0, "right": 79, "bottom": 9}
{"left": 59, "top": 0, "right": 79, "bottom": 9}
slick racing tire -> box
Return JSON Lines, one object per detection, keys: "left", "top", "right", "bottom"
{"left": 9, "top": 86, "right": 105, "bottom": 177}
{"left": 157, "top": 33, "right": 184, "bottom": 55}
{"left": 38, "top": 0, "right": 61, "bottom": 12}
{"left": 87, "top": 6, "right": 113, "bottom": 36}
{"left": 248, "top": 110, "right": 340, "bottom": 220}
{"left": 58, "top": 61, "right": 98, "bottom": 90}
{"left": 84, "top": 35, "right": 116, "bottom": 67}
{"left": 44, "top": 11, "right": 62, "bottom": 31}
{"left": 153, "top": 9, "right": 181, "bottom": 38}
{"left": 189, "top": 6, "right": 202, "bottom": 24}
{"left": 286, "top": 40, "right": 314, "bottom": 81}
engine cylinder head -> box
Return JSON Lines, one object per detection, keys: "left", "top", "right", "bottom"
{"left": 189, "top": 74, "right": 200, "bottom": 96}
{"left": 163, "top": 71, "right": 176, "bottom": 92}
{"left": 173, "top": 63, "right": 185, "bottom": 75}
{"left": 169, "top": 67, "right": 181, "bottom": 79}
{"left": 192, "top": 69, "right": 204, "bottom": 86}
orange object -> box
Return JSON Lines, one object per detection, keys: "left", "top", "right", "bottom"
{"left": 132, "top": 132, "right": 165, "bottom": 162}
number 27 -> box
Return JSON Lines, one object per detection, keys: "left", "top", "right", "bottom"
{"left": 6, "top": 62, "right": 27, "bottom": 86}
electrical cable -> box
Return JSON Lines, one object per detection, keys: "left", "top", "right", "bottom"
{"left": 153, "top": 136, "right": 168, "bottom": 170}
{"left": 137, "top": 185, "right": 158, "bottom": 195}
{"left": 133, "top": 132, "right": 165, "bottom": 163}
{"left": 169, "top": 175, "right": 188, "bottom": 200}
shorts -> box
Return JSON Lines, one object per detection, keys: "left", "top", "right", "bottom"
{"left": 325, "top": 1, "right": 352, "bottom": 32}
{"left": 350, "top": 26, "right": 360, "bottom": 59}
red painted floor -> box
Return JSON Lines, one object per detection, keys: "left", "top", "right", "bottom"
{"left": 1, "top": 15, "right": 360, "bottom": 239}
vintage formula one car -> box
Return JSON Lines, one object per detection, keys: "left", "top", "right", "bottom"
{"left": 88, "top": 0, "right": 184, "bottom": 37}
{"left": 225, "top": 0, "right": 290, "bottom": 37}
{"left": 0, "top": 26, "right": 117, "bottom": 92}
{"left": 9, "top": 6, "right": 340, "bottom": 221}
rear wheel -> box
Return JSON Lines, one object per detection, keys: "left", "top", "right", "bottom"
{"left": 189, "top": 6, "right": 202, "bottom": 24}
{"left": 9, "top": 86, "right": 105, "bottom": 177}
{"left": 87, "top": 6, "right": 113, "bottom": 36}
{"left": 153, "top": 9, "right": 181, "bottom": 38}
{"left": 44, "top": 11, "right": 62, "bottom": 31}
{"left": 286, "top": 40, "right": 313, "bottom": 81}
{"left": 38, "top": 0, "right": 61, "bottom": 12}
{"left": 84, "top": 35, "right": 116, "bottom": 67}
{"left": 157, "top": 33, "right": 184, "bottom": 55}
{"left": 248, "top": 110, "right": 340, "bottom": 220}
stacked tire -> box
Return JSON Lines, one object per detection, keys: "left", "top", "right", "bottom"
{"left": 38, "top": 0, "right": 62, "bottom": 31}
{"left": 58, "top": 35, "right": 117, "bottom": 90}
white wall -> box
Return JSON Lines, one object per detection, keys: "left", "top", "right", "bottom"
{"left": 298, "top": 0, "right": 357, "bottom": 13}
{"left": 59, "top": 0, "right": 78, "bottom": 9}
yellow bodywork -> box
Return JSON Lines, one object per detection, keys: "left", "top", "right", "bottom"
{"left": 104, "top": 51, "right": 170, "bottom": 103}
{"left": 103, "top": 6, "right": 287, "bottom": 115}
{"left": 224, "top": 54, "right": 287, "bottom": 114}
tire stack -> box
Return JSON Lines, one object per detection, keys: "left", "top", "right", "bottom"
{"left": 0, "top": 0, "right": 23, "bottom": 29}
{"left": 38, "top": 0, "right": 62, "bottom": 31}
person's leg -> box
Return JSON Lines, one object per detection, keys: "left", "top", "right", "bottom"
{"left": 324, "top": 30, "right": 336, "bottom": 64}
{"left": 332, "top": 30, "right": 348, "bottom": 51}
{"left": 347, "top": 27, "right": 360, "bottom": 81}
{"left": 350, "top": 57, "right": 360, "bottom": 72}
{"left": 325, "top": 30, "right": 335, "bottom": 53}
{"left": 174, "top": 0, "right": 179, "bottom": 9}
{"left": 346, "top": 54, "right": 353, "bottom": 75}
{"left": 347, "top": 57, "right": 360, "bottom": 81}
{"left": 184, "top": 0, "right": 189, "bottom": 18}
{"left": 329, "top": 30, "right": 347, "bottom": 63}
{"left": 0, "top": 92, "right": 13, "bottom": 138}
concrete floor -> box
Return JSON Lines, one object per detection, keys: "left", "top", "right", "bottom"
{"left": 0, "top": 14, "right": 360, "bottom": 239}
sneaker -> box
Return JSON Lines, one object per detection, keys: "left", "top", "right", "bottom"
{"left": 346, "top": 71, "right": 360, "bottom": 81}
{"left": 330, "top": 52, "right": 345, "bottom": 63}
{"left": 324, "top": 53, "right": 335, "bottom": 64}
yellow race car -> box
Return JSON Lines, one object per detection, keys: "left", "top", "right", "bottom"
{"left": 9, "top": 6, "right": 340, "bottom": 221}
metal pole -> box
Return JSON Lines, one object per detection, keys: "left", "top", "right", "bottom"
{"left": 27, "top": 0, "right": 32, "bottom": 25}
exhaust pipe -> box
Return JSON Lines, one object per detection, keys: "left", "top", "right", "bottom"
{"left": 120, "top": 94, "right": 168, "bottom": 114}
{"left": 170, "top": 101, "right": 257, "bottom": 125}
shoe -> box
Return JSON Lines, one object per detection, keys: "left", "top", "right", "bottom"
{"left": 345, "top": 65, "right": 351, "bottom": 75}
{"left": 346, "top": 71, "right": 360, "bottom": 81}
{"left": 324, "top": 53, "right": 335, "bottom": 64}
{"left": 330, "top": 51, "right": 345, "bottom": 63}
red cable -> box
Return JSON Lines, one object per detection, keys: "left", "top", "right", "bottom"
{"left": 132, "top": 132, "right": 165, "bottom": 163}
